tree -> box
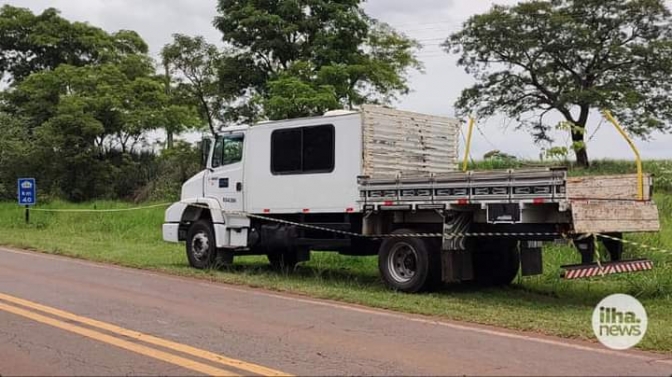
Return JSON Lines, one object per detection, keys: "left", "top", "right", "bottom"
{"left": 444, "top": 0, "right": 672, "bottom": 167}
{"left": 4, "top": 58, "right": 199, "bottom": 200}
{"left": 0, "top": 5, "right": 147, "bottom": 84}
{"left": 214, "top": 0, "right": 421, "bottom": 121}
{"left": 262, "top": 62, "right": 340, "bottom": 119}
{"left": 162, "top": 34, "right": 227, "bottom": 136}
{"left": 0, "top": 113, "right": 35, "bottom": 200}
{"left": 0, "top": 6, "right": 202, "bottom": 201}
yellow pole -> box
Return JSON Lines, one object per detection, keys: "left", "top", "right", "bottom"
{"left": 601, "top": 110, "right": 644, "bottom": 201}
{"left": 463, "top": 117, "right": 475, "bottom": 172}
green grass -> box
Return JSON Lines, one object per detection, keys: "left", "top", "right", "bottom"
{"left": 1, "top": 160, "right": 671, "bottom": 352}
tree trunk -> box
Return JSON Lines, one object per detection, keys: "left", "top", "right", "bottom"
{"left": 199, "top": 96, "right": 217, "bottom": 135}
{"left": 164, "top": 63, "right": 175, "bottom": 149}
{"left": 166, "top": 131, "right": 174, "bottom": 149}
{"left": 573, "top": 106, "right": 590, "bottom": 168}
{"left": 572, "top": 129, "right": 589, "bottom": 167}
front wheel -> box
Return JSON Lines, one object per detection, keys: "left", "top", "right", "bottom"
{"left": 378, "top": 229, "right": 441, "bottom": 293}
{"left": 186, "top": 220, "right": 217, "bottom": 269}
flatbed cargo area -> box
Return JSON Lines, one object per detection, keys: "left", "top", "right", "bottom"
{"left": 359, "top": 168, "right": 660, "bottom": 235}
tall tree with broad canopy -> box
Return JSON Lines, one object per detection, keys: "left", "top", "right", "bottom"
{"left": 444, "top": 0, "right": 672, "bottom": 166}
{"left": 214, "top": 0, "right": 422, "bottom": 121}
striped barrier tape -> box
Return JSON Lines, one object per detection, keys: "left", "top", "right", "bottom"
{"left": 181, "top": 202, "right": 562, "bottom": 239}
{"left": 28, "top": 203, "right": 172, "bottom": 213}
{"left": 207, "top": 206, "right": 672, "bottom": 257}
{"left": 595, "top": 233, "right": 671, "bottom": 256}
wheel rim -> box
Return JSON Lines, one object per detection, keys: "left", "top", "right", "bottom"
{"left": 191, "top": 231, "right": 210, "bottom": 261}
{"left": 387, "top": 242, "right": 418, "bottom": 283}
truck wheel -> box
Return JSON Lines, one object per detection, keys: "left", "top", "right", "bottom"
{"left": 472, "top": 239, "right": 520, "bottom": 286}
{"left": 267, "top": 249, "right": 298, "bottom": 271}
{"left": 378, "top": 229, "right": 441, "bottom": 293}
{"left": 186, "top": 220, "right": 217, "bottom": 269}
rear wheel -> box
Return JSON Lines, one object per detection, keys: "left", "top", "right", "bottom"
{"left": 186, "top": 220, "right": 217, "bottom": 269}
{"left": 472, "top": 239, "right": 520, "bottom": 286}
{"left": 378, "top": 229, "right": 441, "bottom": 293}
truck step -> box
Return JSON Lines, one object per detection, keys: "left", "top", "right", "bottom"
{"left": 561, "top": 259, "right": 653, "bottom": 280}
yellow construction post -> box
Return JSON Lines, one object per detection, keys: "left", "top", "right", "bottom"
{"left": 601, "top": 110, "right": 644, "bottom": 201}
{"left": 463, "top": 117, "right": 475, "bottom": 172}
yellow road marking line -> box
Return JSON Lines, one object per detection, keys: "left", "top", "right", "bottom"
{"left": 0, "top": 292, "right": 289, "bottom": 376}
{"left": 0, "top": 301, "right": 236, "bottom": 376}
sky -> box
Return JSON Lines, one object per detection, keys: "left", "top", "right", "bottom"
{"left": 4, "top": 0, "right": 672, "bottom": 160}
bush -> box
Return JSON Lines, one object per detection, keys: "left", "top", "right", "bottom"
{"left": 133, "top": 141, "right": 202, "bottom": 202}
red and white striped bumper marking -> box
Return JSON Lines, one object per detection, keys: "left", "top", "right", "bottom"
{"left": 563, "top": 260, "right": 653, "bottom": 280}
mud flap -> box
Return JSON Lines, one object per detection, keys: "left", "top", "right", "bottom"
{"left": 521, "top": 241, "right": 543, "bottom": 277}
{"left": 441, "top": 249, "right": 473, "bottom": 283}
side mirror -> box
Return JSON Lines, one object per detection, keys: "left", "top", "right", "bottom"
{"left": 200, "top": 137, "right": 212, "bottom": 169}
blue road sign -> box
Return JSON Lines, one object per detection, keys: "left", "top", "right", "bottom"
{"left": 18, "top": 178, "right": 36, "bottom": 206}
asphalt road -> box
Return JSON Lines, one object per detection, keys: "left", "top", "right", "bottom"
{"left": 0, "top": 247, "right": 670, "bottom": 376}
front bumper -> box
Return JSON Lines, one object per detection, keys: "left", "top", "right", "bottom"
{"left": 163, "top": 223, "right": 180, "bottom": 243}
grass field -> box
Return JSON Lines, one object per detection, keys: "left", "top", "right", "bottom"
{"left": 1, "top": 160, "right": 671, "bottom": 352}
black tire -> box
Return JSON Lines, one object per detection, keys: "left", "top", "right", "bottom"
{"left": 472, "top": 239, "right": 520, "bottom": 286}
{"left": 186, "top": 220, "right": 218, "bottom": 269}
{"left": 267, "top": 249, "right": 298, "bottom": 271}
{"left": 378, "top": 229, "right": 441, "bottom": 293}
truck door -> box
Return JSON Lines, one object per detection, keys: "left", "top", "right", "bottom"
{"left": 205, "top": 133, "right": 245, "bottom": 214}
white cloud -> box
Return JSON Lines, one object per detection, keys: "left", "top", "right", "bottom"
{"left": 4, "top": 0, "right": 671, "bottom": 159}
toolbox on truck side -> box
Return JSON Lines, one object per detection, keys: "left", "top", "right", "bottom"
{"left": 163, "top": 106, "right": 661, "bottom": 293}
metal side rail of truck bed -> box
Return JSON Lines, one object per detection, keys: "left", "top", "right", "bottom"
{"left": 358, "top": 168, "right": 569, "bottom": 210}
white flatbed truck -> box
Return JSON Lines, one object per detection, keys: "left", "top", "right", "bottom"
{"left": 163, "top": 106, "right": 660, "bottom": 292}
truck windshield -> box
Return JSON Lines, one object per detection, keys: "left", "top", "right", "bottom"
{"left": 212, "top": 134, "right": 244, "bottom": 168}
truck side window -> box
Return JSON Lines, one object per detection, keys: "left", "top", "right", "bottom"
{"left": 271, "top": 125, "right": 334, "bottom": 175}
{"left": 212, "top": 135, "right": 244, "bottom": 168}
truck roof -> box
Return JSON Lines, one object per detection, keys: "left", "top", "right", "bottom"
{"left": 217, "top": 110, "right": 361, "bottom": 135}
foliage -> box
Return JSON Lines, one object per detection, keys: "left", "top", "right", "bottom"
{"left": 0, "top": 5, "right": 147, "bottom": 84}
{"left": 445, "top": 0, "right": 672, "bottom": 167}
{"left": 261, "top": 61, "right": 341, "bottom": 119}
{"left": 214, "top": 0, "right": 422, "bottom": 120}
{"left": 0, "top": 7, "right": 202, "bottom": 202}
{"left": 2, "top": 59, "right": 200, "bottom": 201}
{"left": 483, "top": 150, "right": 517, "bottom": 161}
{"left": 135, "top": 141, "right": 203, "bottom": 202}
{"left": 0, "top": 113, "right": 35, "bottom": 200}
{"left": 161, "top": 34, "right": 226, "bottom": 135}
